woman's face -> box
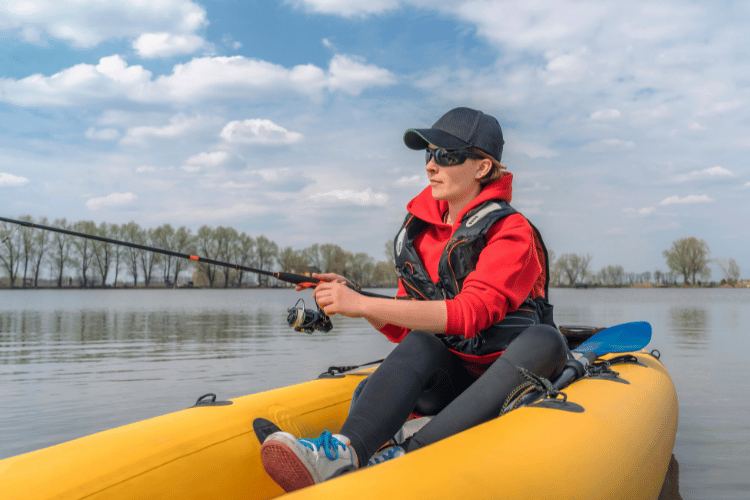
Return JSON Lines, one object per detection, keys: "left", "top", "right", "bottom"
{"left": 425, "top": 147, "right": 490, "bottom": 205}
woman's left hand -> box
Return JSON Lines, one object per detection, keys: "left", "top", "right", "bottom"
{"left": 313, "top": 280, "right": 365, "bottom": 317}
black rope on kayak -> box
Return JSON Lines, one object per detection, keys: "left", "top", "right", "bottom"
{"left": 500, "top": 381, "right": 538, "bottom": 415}
{"left": 500, "top": 367, "right": 568, "bottom": 415}
{"left": 587, "top": 354, "right": 640, "bottom": 378}
{"left": 518, "top": 367, "right": 567, "bottom": 402}
{"left": 318, "top": 358, "right": 385, "bottom": 379}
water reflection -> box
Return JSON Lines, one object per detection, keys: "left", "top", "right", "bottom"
{"left": 669, "top": 307, "right": 710, "bottom": 349}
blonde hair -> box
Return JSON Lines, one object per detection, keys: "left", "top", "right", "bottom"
{"left": 472, "top": 148, "right": 507, "bottom": 186}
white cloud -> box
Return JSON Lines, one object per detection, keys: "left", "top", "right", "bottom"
{"left": 0, "top": 55, "right": 153, "bottom": 107}
{"left": 309, "top": 188, "right": 388, "bottom": 206}
{"left": 135, "top": 166, "right": 157, "bottom": 173}
{"left": 121, "top": 114, "right": 205, "bottom": 144}
{"left": 735, "top": 138, "right": 750, "bottom": 148}
{"left": 290, "top": 0, "right": 400, "bottom": 17}
{"left": 0, "top": 0, "right": 207, "bottom": 48}
{"left": 590, "top": 109, "right": 622, "bottom": 120}
{"left": 184, "top": 151, "right": 229, "bottom": 168}
{"left": 672, "top": 166, "right": 734, "bottom": 183}
{"left": 452, "top": 1, "right": 609, "bottom": 51}
{"left": 0, "top": 172, "right": 29, "bottom": 187}
{"left": 220, "top": 119, "right": 303, "bottom": 145}
{"left": 86, "top": 192, "right": 137, "bottom": 210}
{"left": 541, "top": 49, "right": 590, "bottom": 85}
{"left": 0, "top": 54, "right": 395, "bottom": 107}
{"left": 659, "top": 194, "right": 713, "bottom": 205}
{"left": 85, "top": 127, "right": 120, "bottom": 141}
{"left": 394, "top": 175, "right": 425, "bottom": 187}
{"left": 327, "top": 54, "right": 397, "bottom": 95}
{"left": 133, "top": 33, "right": 205, "bottom": 58}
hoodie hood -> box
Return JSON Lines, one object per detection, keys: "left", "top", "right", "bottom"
{"left": 406, "top": 173, "right": 514, "bottom": 225}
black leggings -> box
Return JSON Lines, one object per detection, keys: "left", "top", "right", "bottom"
{"left": 339, "top": 325, "right": 568, "bottom": 466}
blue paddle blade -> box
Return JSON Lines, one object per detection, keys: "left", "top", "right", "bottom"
{"left": 573, "top": 321, "right": 652, "bottom": 355}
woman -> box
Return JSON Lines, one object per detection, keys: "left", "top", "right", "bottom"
{"left": 260, "top": 107, "right": 568, "bottom": 492}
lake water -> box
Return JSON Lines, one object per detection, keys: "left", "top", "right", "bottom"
{"left": 1, "top": 287, "right": 749, "bottom": 499}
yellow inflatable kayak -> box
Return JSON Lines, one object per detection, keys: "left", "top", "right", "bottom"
{"left": 1, "top": 346, "right": 677, "bottom": 500}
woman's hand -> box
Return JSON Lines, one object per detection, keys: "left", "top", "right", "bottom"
{"left": 312, "top": 279, "right": 365, "bottom": 317}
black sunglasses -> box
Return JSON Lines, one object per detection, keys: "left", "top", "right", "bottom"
{"left": 425, "top": 148, "right": 484, "bottom": 166}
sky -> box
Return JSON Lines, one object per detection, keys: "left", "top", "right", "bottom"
{"left": 1, "top": 0, "right": 749, "bottom": 279}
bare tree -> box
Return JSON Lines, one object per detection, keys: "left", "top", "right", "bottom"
{"left": 278, "top": 247, "right": 310, "bottom": 284}
{"left": 255, "top": 235, "right": 278, "bottom": 286}
{"left": 109, "top": 224, "right": 125, "bottom": 287}
{"left": 383, "top": 240, "right": 395, "bottom": 269}
{"left": 138, "top": 227, "right": 160, "bottom": 286}
{"left": 303, "top": 243, "right": 323, "bottom": 272}
{"left": 31, "top": 216, "right": 50, "bottom": 287}
{"left": 597, "top": 264, "right": 624, "bottom": 286}
{"left": 716, "top": 258, "right": 741, "bottom": 286}
{"left": 0, "top": 220, "right": 22, "bottom": 287}
{"left": 320, "top": 243, "right": 349, "bottom": 276}
{"left": 215, "top": 226, "right": 239, "bottom": 288}
{"left": 122, "top": 222, "right": 143, "bottom": 287}
{"left": 71, "top": 220, "right": 97, "bottom": 287}
{"left": 372, "top": 261, "right": 397, "bottom": 287}
{"left": 91, "top": 222, "right": 113, "bottom": 287}
{"left": 196, "top": 225, "right": 219, "bottom": 287}
{"left": 349, "top": 252, "right": 375, "bottom": 286}
{"left": 554, "top": 253, "right": 593, "bottom": 286}
{"left": 172, "top": 226, "right": 194, "bottom": 285}
{"left": 663, "top": 237, "right": 710, "bottom": 285}
{"left": 50, "top": 218, "right": 74, "bottom": 287}
{"left": 152, "top": 224, "right": 176, "bottom": 285}
{"left": 233, "top": 232, "right": 255, "bottom": 287}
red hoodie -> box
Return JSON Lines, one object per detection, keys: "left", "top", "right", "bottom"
{"left": 379, "top": 173, "right": 545, "bottom": 377}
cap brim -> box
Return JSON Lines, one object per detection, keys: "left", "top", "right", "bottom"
{"left": 403, "top": 129, "right": 471, "bottom": 150}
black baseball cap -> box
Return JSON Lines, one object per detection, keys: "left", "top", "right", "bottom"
{"left": 403, "top": 107, "right": 504, "bottom": 161}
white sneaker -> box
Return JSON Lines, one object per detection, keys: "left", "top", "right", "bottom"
{"left": 260, "top": 431, "right": 358, "bottom": 492}
{"left": 367, "top": 444, "right": 405, "bottom": 467}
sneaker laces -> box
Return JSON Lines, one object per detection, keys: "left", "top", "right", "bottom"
{"left": 300, "top": 431, "right": 346, "bottom": 461}
{"left": 368, "top": 445, "right": 404, "bottom": 466}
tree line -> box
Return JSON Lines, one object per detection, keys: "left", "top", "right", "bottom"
{"left": 1, "top": 217, "right": 743, "bottom": 290}
{"left": 0, "top": 216, "right": 398, "bottom": 289}
{"left": 551, "top": 237, "right": 743, "bottom": 287}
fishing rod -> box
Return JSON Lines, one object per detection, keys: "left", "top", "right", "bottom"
{"left": 0, "top": 216, "right": 393, "bottom": 331}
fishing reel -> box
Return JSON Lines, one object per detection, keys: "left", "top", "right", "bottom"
{"left": 286, "top": 299, "right": 333, "bottom": 334}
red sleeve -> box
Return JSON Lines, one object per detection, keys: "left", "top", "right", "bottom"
{"left": 445, "top": 214, "right": 542, "bottom": 338}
